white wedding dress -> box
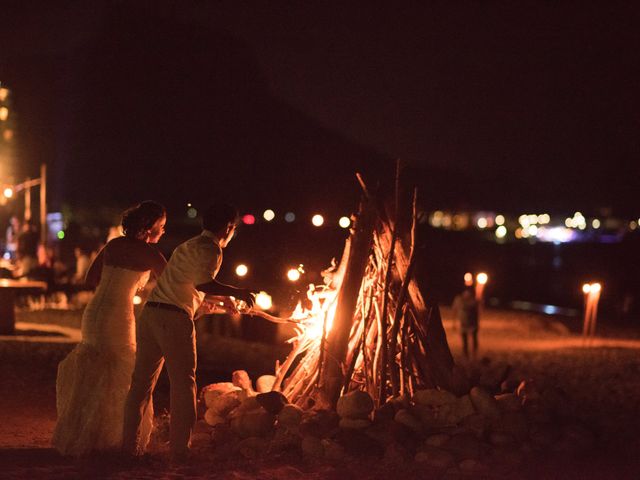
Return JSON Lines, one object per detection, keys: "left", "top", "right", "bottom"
{"left": 53, "top": 265, "right": 154, "bottom": 456}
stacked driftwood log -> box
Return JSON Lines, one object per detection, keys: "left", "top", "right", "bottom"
{"left": 274, "top": 173, "right": 462, "bottom": 411}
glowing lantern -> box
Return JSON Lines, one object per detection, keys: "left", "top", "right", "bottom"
{"left": 235, "top": 264, "right": 248, "bottom": 277}
{"left": 255, "top": 291, "right": 273, "bottom": 310}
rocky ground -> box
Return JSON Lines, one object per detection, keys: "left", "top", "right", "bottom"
{"left": 0, "top": 307, "right": 639, "bottom": 479}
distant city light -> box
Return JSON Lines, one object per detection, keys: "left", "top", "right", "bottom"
{"left": 242, "top": 214, "right": 255, "bottom": 225}
{"left": 527, "top": 214, "right": 538, "bottom": 225}
{"left": 518, "top": 215, "right": 529, "bottom": 227}
{"left": 528, "top": 225, "right": 538, "bottom": 237}
{"left": 255, "top": 291, "right": 273, "bottom": 310}
{"left": 431, "top": 210, "right": 444, "bottom": 227}
{"left": 338, "top": 216, "right": 351, "bottom": 228}
{"left": 263, "top": 209, "right": 275, "bottom": 221}
{"left": 133, "top": 295, "right": 142, "bottom": 305}
{"left": 476, "top": 272, "right": 488, "bottom": 285}
{"left": 464, "top": 272, "right": 473, "bottom": 286}
{"left": 284, "top": 212, "right": 296, "bottom": 223}
{"left": 477, "top": 217, "right": 488, "bottom": 229}
{"left": 495, "top": 215, "right": 505, "bottom": 226}
{"left": 592, "top": 219, "right": 601, "bottom": 229}
{"left": 495, "top": 226, "right": 507, "bottom": 238}
{"left": 538, "top": 214, "right": 551, "bottom": 224}
{"left": 235, "top": 264, "right": 248, "bottom": 277}
{"left": 287, "top": 268, "right": 301, "bottom": 282}
{"left": 311, "top": 214, "right": 324, "bottom": 227}
{"left": 187, "top": 207, "right": 197, "bottom": 219}
{"left": 0, "top": 87, "right": 8, "bottom": 101}
{"left": 57, "top": 230, "right": 65, "bottom": 240}
{"left": 3, "top": 187, "right": 13, "bottom": 199}
{"left": 0, "top": 107, "right": 9, "bottom": 121}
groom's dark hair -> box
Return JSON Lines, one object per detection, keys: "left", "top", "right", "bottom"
{"left": 201, "top": 203, "right": 239, "bottom": 232}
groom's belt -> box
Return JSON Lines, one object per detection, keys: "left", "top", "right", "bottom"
{"left": 146, "top": 301, "right": 190, "bottom": 318}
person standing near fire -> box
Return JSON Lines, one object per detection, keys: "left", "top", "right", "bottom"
{"left": 452, "top": 285, "right": 480, "bottom": 358}
{"left": 122, "top": 202, "right": 257, "bottom": 463}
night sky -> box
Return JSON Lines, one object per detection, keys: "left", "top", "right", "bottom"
{"left": 1, "top": 1, "right": 638, "bottom": 217}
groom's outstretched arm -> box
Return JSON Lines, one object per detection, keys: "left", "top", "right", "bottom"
{"left": 196, "top": 279, "right": 256, "bottom": 308}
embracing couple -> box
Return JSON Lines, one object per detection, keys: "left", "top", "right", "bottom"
{"left": 52, "top": 201, "right": 256, "bottom": 462}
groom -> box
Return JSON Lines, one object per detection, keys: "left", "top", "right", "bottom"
{"left": 122, "top": 203, "right": 255, "bottom": 461}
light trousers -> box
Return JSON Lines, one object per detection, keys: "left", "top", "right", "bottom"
{"left": 122, "top": 306, "right": 196, "bottom": 456}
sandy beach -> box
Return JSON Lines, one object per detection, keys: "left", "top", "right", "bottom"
{"left": 1, "top": 307, "right": 639, "bottom": 479}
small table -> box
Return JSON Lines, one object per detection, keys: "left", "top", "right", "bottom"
{"left": 0, "top": 279, "right": 48, "bottom": 334}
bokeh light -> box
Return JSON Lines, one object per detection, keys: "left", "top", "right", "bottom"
{"left": 287, "top": 268, "right": 301, "bottom": 282}
{"left": 255, "top": 291, "right": 273, "bottom": 310}
{"left": 263, "top": 209, "right": 275, "bottom": 221}
{"left": 284, "top": 212, "right": 295, "bottom": 223}
{"left": 338, "top": 216, "right": 351, "bottom": 228}
{"left": 242, "top": 214, "right": 255, "bottom": 225}
{"left": 312, "top": 214, "right": 324, "bottom": 227}
{"left": 235, "top": 264, "right": 248, "bottom": 277}
{"left": 476, "top": 272, "right": 488, "bottom": 285}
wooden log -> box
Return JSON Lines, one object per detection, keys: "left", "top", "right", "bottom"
{"left": 316, "top": 198, "right": 377, "bottom": 408}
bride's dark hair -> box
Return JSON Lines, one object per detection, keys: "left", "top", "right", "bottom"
{"left": 121, "top": 201, "right": 166, "bottom": 239}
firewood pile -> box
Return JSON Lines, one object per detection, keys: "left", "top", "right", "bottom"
{"left": 191, "top": 172, "right": 597, "bottom": 474}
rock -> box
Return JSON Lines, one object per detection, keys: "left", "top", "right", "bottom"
{"left": 278, "top": 404, "right": 304, "bottom": 428}
{"left": 269, "top": 427, "right": 302, "bottom": 454}
{"left": 235, "top": 436, "right": 268, "bottom": 459}
{"left": 256, "top": 375, "right": 276, "bottom": 393}
{"left": 459, "top": 413, "right": 488, "bottom": 438}
{"left": 202, "top": 382, "right": 239, "bottom": 408}
{"left": 204, "top": 408, "right": 226, "bottom": 427}
{"left": 394, "top": 409, "right": 422, "bottom": 433}
{"left": 469, "top": 386, "right": 501, "bottom": 419}
{"left": 413, "top": 388, "right": 458, "bottom": 407}
{"left": 425, "top": 433, "right": 451, "bottom": 447}
{"left": 208, "top": 390, "right": 241, "bottom": 416}
{"left": 337, "top": 390, "right": 374, "bottom": 420}
{"left": 415, "top": 446, "right": 455, "bottom": 468}
{"left": 335, "top": 428, "right": 385, "bottom": 457}
{"left": 301, "top": 435, "right": 324, "bottom": 458}
{"left": 494, "top": 411, "right": 528, "bottom": 442}
{"left": 455, "top": 395, "right": 476, "bottom": 420}
{"left": 256, "top": 391, "right": 289, "bottom": 415}
{"left": 321, "top": 439, "right": 346, "bottom": 461}
{"left": 442, "top": 433, "right": 485, "bottom": 460}
{"left": 339, "top": 417, "right": 371, "bottom": 429}
{"left": 233, "top": 396, "right": 261, "bottom": 414}
{"left": 230, "top": 409, "right": 276, "bottom": 438}
{"left": 299, "top": 409, "right": 340, "bottom": 438}
{"left": 232, "top": 370, "right": 254, "bottom": 391}
{"left": 374, "top": 402, "right": 396, "bottom": 423}
{"left": 495, "top": 393, "right": 522, "bottom": 412}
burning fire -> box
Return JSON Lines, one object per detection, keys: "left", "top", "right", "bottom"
{"left": 289, "top": 284, "right": 338, "bottom": 342}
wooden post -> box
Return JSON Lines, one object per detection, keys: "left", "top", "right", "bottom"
{"left": 40, "top": 164, "right": 47, "bottom": 245}
{"left": 317, "top": 198, "right": 376, "bottom": 408}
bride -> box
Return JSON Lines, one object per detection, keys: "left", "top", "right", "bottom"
{"left": 53, "top": 201, "right": 167, "bottom": 456}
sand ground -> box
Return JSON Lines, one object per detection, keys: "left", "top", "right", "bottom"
{"left": 1, "top": 307, "right": 639, "bottom": 479}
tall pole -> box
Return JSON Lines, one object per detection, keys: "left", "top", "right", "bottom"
{"left": 24, "top": 177, "right": 31, "bottom": 222}
{"left": 39, "top": 163, "right": 47, "bottom": 245}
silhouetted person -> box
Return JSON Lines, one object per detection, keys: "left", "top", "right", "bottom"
{"left": 452, "top": 286, "right": 479, "bottom": 358}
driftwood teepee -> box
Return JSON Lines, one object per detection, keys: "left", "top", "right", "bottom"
{"left": 273, "top": 170, "right": 458, "bottom": 410}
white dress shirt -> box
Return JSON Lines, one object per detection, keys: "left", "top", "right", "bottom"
{"left": 148, "top": 230, "right": 222, "bottom": 319}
